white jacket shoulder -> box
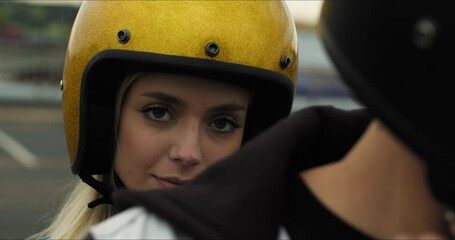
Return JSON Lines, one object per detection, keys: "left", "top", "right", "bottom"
{"left": 88, "top": 206, "right": 189, "bottom": 239}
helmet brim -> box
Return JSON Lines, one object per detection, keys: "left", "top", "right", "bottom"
{"left": 72, "top": 49, "right": 294, "bottom": 175}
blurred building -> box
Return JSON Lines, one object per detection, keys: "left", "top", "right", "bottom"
{"left": 288, "top": 1, "right": 361, "bottom": 110}
{"left": 0, "top": 1, "right": 360, "bottom": 109}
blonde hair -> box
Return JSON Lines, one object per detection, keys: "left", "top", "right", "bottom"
{"left": 28, "top": 178, "right": 113, "bottom": 240}
{"left": 28, "top": 73, "right": 143, "bottom": 239}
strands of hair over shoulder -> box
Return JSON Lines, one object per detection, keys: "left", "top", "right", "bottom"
{"left": 27, "top": 177, "right": 113, "bottom": 239}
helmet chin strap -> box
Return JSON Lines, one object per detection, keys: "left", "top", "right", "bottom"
{"left": 79, "top": 169, "right": 113, "bottom": 208}
{"left": 113, "top": 171, "right": 126, "bottom": 189}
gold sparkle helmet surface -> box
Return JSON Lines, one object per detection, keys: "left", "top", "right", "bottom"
{"left": 62, "top": 1, "right": 298, "bottom": 176}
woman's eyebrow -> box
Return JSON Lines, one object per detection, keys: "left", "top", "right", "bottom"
{"left": 141, "top": 92, "right": 185, "bottom": 106}
{"left": 141, "top": 92, "right": 245, "bottom": 112}
{"left": 208, "top": 103, "right": 246, "bottom": 113}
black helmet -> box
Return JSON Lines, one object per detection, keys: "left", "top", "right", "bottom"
{"left": 319, "top": 2, "right": 455, "bottom": 209}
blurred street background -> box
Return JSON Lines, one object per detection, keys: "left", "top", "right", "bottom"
{"left": 0, "top": 1, "right": 361, "bottom": 239}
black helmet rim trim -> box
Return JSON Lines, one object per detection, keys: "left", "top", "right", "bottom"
{"left": 71, "top": 49, "right": 295, "bottom": 175}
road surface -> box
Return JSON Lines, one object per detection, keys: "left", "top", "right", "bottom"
{"left": 0, "top": 104, "right": 72, "bottom": 239}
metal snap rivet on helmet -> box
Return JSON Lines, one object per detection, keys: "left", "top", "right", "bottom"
{"left": 117, "top": 29, "right": 131, "bottom": 44}
{"left": 412, "top": 17, "right": 438, "bottom": 50}
{"left": 205, "top": 42, "right": 220, "bottom": 57}
{"left": 60, "top": 80, "right": 64, "bottom": 91}
{"left": 280, "top": 56, "right": 291, "bottom": 69}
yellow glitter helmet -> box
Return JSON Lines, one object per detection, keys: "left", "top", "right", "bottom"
{"left": 62, "top": 1, "right": 298, "bottom": 176}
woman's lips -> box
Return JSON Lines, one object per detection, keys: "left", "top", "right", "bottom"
{"left": 152, "top": 175, "right": 189, "bottom": 189}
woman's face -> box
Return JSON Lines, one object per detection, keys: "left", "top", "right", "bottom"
{"left": 115, "top": 73, "right": 250, "bottom": 190}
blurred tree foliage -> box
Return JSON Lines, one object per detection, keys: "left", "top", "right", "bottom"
{"left": 0, "top": 2, "right": 78, "bottom": 44}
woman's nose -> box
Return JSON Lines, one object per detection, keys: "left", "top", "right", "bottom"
{"left": 169, "top": 124, "right": 202, "bottom": 167}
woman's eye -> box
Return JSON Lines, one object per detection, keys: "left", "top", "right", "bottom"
{"left": 141, "top": 105, "right": 173, "bottom": 122}
{"left": 210, "top": 117, "right": 241, "bottom": 133}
